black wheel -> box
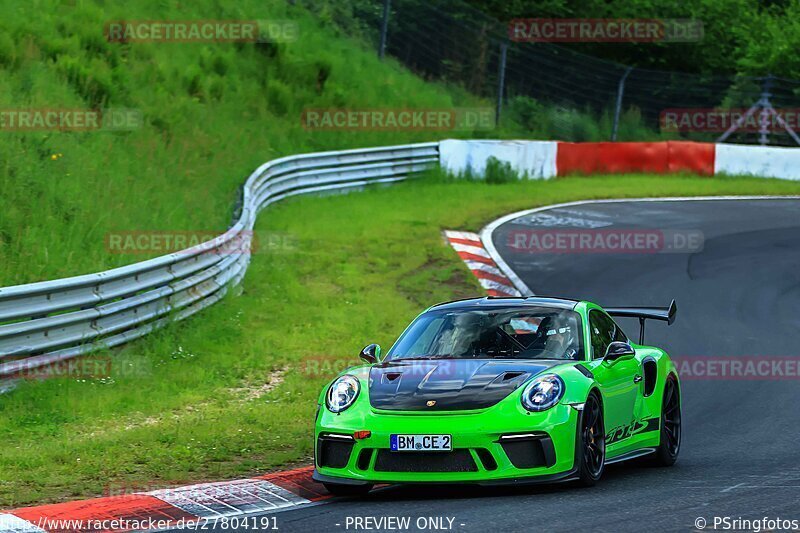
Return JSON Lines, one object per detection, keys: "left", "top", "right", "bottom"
{"left": 322, "top": 482, "right": 374, "bottom": 497}
{"left": 648, "top": 376, "right": 681, "bottom": 466}
{"left": 576, "top": 393, "right": 605, "bottom": 486}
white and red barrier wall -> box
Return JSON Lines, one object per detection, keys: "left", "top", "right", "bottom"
{"left": 439, "top": 139, "right": 800, "bottom": 181}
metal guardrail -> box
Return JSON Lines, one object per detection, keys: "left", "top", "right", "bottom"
{"left": 0, "top": 142, "right": 439, "bottom": 377}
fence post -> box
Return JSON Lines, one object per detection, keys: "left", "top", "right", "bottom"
{"left": 495, "top": 41, "right": 508, "bottom": 127}
{"left": 611, "top": 66, "right": 634, "bottom": 141}
{"left": 379, "top": 0, "right": 391, "bottom": 60}
{"left": 758, "top": 75, "right": 773, "bottom": 146}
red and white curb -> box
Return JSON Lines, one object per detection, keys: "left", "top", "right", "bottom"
{"left": 1, "top": 467, "right": 328, "bottom": 532}
{"left": 443, "top": 230, "right": 522, "bottom": 297}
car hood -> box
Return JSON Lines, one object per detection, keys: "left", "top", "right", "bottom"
{"left": 368, "top": 359, "right": 564, "bottom": 411}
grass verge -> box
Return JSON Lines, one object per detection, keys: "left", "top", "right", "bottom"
{"left": 1, "top": 173, "right": 799, "bottom": 507}
{"left": 0, "top": 0, "right": 514, "bottom": 286}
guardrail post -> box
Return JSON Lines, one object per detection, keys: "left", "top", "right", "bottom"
{"left": 495, "top": 41, "right": 508, "bottom": 127}
{"left": 378, "top": 0, "right": 391, "bottom": 60}
{"left": 611, "top": 66, "right": 634, "bottom": 141}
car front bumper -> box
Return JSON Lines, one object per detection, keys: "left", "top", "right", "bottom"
{"left": 314, "top": 401, "right": 580, "bottom": 485}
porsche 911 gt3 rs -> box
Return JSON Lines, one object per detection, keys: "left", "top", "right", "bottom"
{"left": 312, "top": 296, "right": 681, "bottom": 495}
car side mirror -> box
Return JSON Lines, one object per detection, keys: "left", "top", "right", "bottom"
{"left": 359, "top": 343, "right": 381, "bottom": 364}
{"left": 603, "top": 341, "right": 635, "bottom": 364}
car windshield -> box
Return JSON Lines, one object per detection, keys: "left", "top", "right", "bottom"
{"left": 387, "top": 306, "right": 584, "bottom": 361}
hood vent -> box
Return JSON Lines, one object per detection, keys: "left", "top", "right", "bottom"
{"left": 500, "top": 371, "right": 525, "bottom": 381}
{"left": 382, "top": 372, "right": 402, "bottom": 384}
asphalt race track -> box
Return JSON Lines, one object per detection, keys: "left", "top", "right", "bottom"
{"left": 211, "top": 198, "right": 800, "bottom": 533}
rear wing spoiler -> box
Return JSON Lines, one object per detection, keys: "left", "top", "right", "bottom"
{"left": 605, "top": 300, "right": 677, "bottom": 344}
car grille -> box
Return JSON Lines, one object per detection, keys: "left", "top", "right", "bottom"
{"left": 374, "top": 449, "right": 478, "bottom": 472}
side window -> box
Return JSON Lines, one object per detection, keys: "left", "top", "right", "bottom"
{"left": 589, "top": 310, "right": 615, "bottom": 359}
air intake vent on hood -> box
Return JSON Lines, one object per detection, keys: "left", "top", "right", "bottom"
{"left": 382, "top": 372, "right": 402, "bottom": 383}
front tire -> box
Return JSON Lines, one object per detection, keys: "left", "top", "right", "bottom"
{"left": 576, "top": 392, "right": 605, "bottom": 486}
{"left": 648, "top": 376, "right": 681, "bottom": 466}
{"left": 322, "top": 482, "right": 374, "bottom": 497}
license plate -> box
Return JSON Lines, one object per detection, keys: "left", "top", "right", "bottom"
{"left": 390, "top": 434, "right": 452, "bottom": 452}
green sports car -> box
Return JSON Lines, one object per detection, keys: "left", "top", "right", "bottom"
{"left": 312, "top": 296, "right": 681, "bottom": 495}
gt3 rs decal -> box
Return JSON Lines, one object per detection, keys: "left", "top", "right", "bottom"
{"left": 606, "top": 417, "right": 659, "bottom": 445}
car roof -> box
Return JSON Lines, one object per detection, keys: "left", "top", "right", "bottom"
{"left": 429, "top": 296, "right": 579, "bottom": 311}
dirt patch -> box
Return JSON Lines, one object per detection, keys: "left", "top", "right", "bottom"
{"left": 86, "top": 368, "right": 288, "bottom": 438}
{"left": 397, "top": 254, "right": 481, "bottom": 308}
{"left": 226, "top": 367, "right": 287, "bottom": 403}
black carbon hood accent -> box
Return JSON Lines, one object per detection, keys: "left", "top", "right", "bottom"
{"left": 368, "top": 359, "right": 562, "bottom": 411}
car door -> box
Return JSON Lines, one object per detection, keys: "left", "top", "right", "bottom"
{"left": 587, "top": 310, "right": 640, "bottom": 439}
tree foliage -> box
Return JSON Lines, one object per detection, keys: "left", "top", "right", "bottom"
{"left": 464, "top": 0, "right": 800, "bottom": 77}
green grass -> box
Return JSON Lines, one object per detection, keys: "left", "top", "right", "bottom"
{"left": 0, "top": 0, "right": 519, "bottom": 286}
{"left": 2, "top": 173, "right": 800, "bottom": 508}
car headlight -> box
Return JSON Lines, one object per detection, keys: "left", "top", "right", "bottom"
{"left": 521, "top": 374, "right": 565, "bottom": 412}
{"left": 326, "top": 375, "right": 361, "bottom": 413}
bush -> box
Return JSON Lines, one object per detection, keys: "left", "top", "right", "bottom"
{"left": 0, "top": 32, "right": 16, "bottom": 68}
{"left": 484, "top": 156, "right": 519, "bottom": 183}
{"left": 266, "top": 78, "right": 293, "bottom": 116}
{"left": 505, "top": 95, "right": 664, "bottom": 142}
{"left": 182, "top": 64, "right": 203, "bottom": 98}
